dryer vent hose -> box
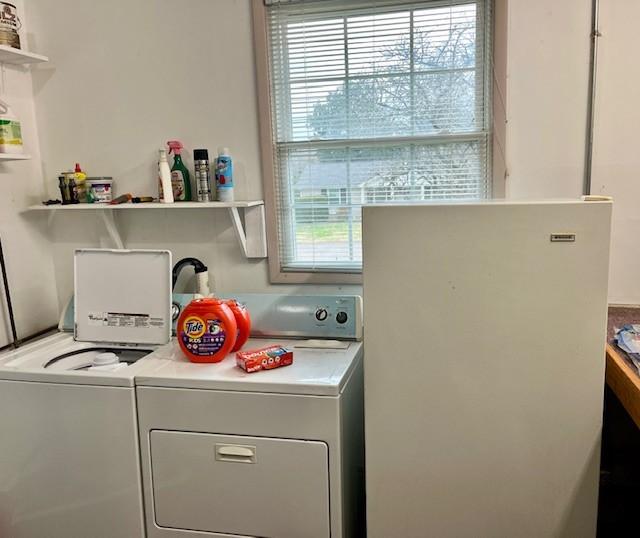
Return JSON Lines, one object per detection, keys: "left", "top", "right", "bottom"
{"left": 172, "top": 257, "right": 211, "bottom": 296}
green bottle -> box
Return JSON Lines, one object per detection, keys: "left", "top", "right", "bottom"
{"left": 167, "top": 140, "right": 192, "bottom": 201}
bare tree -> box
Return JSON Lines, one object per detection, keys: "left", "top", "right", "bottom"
{"left": 306, "top": 9, "right": 484, "bottom": 200}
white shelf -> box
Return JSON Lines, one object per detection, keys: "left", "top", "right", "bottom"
{"left": 0, "top": 153, "right": 30, "bottom": 161}
{"left": 28, "top": 200, "right": 263, "bottom": 211}
{"left": 0, "top": 45, "right": 49, "bottom": 65}
{"left": 27, "top": 200, "right": 268, "bottom": 259}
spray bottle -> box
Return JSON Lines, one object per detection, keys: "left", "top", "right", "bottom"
{"left": 167, "top": 140, "right": 191, "bottom": 201}
{"left": 74, "top": 163, "right": 87, "bottom": 202}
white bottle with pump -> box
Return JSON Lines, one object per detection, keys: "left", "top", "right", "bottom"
{"left": 158, "top": 149, "right": 174, "bottom": 203}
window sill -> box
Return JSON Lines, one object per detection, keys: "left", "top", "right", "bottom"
{"left": 269, "top": 267, "right": 363, "bottom": 285}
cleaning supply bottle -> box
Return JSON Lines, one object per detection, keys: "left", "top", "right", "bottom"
{"left": 177, "top": 297, "right": 237, "bottom": 363}
{"left": 74, "top": 163, "right": 87, "bottom": 202}
{"left": 158, "top": 149, "right": 174, "bottom": 204}
{"left": 0, "top": 98, "right": 23, "bottom": 154}
{"left": 215, "top": 147, "right": 234, "bottom": 202}
{"left": 167, "top": 140, "right": 191, "bottom": 201}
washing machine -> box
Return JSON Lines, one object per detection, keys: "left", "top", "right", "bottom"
{"left": 135, "top": 294, "right": 365, "bottom": 538}
{"left": 0, "top": 248, "right": 172, "bottom": 538}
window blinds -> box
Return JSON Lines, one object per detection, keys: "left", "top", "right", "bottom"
{"left": 266, "top": 0, "right": 492, "bottom": 272}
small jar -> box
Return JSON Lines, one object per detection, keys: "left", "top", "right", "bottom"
{"left": 86, "top": 177, "right": 114, "bottom": 203}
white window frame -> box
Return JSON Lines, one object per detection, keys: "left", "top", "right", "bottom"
{"left": 252, "top": 0, "right": 504, "bottom": 284}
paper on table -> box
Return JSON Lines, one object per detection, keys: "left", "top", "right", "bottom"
{"left": 615, "top": 324, "right": 640, "bottom": 373}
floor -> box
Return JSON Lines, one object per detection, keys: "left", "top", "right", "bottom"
{"left": 597, "top": 386, "right": 640, "bottom": 536}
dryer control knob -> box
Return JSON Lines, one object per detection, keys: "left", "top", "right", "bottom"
{"left": 315, "top": 308, "right": 328, "bottom": 321}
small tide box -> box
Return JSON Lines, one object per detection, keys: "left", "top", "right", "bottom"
{"left": 236, "top": 345, "right": 293, "bottom": 373}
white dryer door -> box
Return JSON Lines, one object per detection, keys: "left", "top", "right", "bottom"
{"left": 150, "top": 431, "right": 330, "bottom": 538}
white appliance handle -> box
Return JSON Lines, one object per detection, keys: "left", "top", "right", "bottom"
{"left": 215, "top": 444, "right": 257, "bottom": 464}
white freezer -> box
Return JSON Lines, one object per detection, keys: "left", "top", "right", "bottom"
{"left": 363, "top": 199, "right": 612, "bottom": 538}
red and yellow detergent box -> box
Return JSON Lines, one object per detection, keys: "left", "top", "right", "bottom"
{"left": 236, "top": 345, "right": 293, "bottom": 373}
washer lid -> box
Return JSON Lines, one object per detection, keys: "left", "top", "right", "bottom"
{"left": 74, "top": 249, "right": 172, "bottom": 345}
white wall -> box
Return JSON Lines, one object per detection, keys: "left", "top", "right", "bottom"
{"left": 591, "top": 0, "right": 640, "bottom": 304}
{"left": 0, "top": 0, "right": 59, "bottom": 346}
{"left": 26, "top": 0, "right": 359, "bottom": 309}
{"left": 504, "top": 0, "right": 592, "bottom": 199}
{"left": 504, "top": 0, "right": 640, "bottom": 305}
{"left": 21, "top": 0, "right": 637, "bottom": 311}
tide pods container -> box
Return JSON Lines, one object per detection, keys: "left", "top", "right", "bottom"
{"left": 177, "top": 297, "right": 238, "bottom": 363}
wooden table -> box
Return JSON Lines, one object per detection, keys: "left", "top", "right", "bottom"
{"left": 606, "top": 307, "right": 640, "bottom": 428}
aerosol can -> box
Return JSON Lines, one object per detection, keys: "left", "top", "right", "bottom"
{"left": 193, "top": 149, "right": 212, "bottom": 202}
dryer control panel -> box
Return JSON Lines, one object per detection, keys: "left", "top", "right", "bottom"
{"left": 172, "top": 293, "right": 362, "bottom": 341}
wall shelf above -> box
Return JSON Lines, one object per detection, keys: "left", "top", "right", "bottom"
{"left": 0, "top": 154, "right": 31, "bottom": 161}
{"left": 26, "top": 200, "right": 268, "bottom": 259}
{"left": 0, "top": 45, "right": 49, "bottom": 65}
{"left": 28, "top": 200, "right": 263, "bottom": 211}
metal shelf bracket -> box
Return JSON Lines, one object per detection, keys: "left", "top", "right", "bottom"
{"left": 100, "top": 209, "right": 124, "bottom": 249}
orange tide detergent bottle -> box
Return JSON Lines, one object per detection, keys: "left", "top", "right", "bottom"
{"left": 177, "top": 298, "right": 237, "bottom": 363}
{"left": 224, "top": 299, "right": 251, "bottom": 352}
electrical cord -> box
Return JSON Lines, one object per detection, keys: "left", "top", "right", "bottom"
{"left": 0, "top": 237, "right": 18, "bottom": 347}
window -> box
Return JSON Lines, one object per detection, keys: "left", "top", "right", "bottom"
{"left": 256, "top": 0, "right": 492, "bottom": 280}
